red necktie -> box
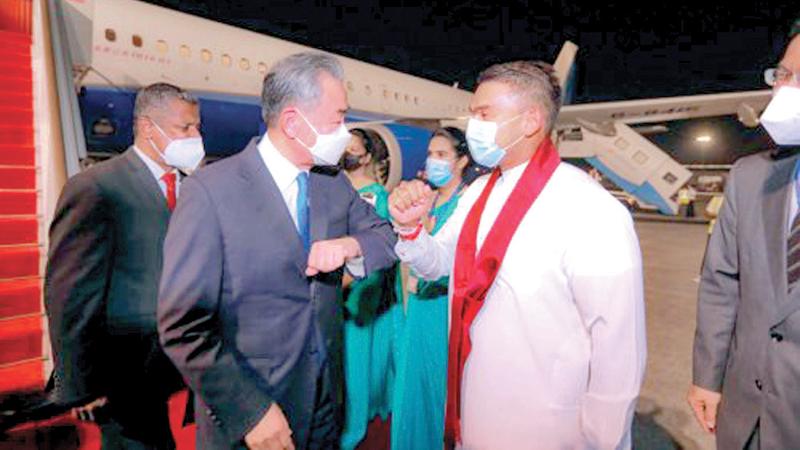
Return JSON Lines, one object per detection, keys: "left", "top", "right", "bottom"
{"left": 161, "top": 172, "right": 177, "bottom": 211}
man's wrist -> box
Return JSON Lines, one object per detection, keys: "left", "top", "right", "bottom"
{"left": 396, "top": 222, "right": 424, "bottom": 241}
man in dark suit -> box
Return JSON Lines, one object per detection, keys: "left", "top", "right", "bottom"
{"left": 689, "top": 28, "right": 800, "bottom": 449}
{"left": 157, "top": 52, "right": 397, "bottom": 450}
{"left": 45, "top": 83, "right": 203, "bottom": 449}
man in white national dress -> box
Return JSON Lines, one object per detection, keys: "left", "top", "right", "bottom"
{"left": 388, "top": 60, "right": 647, "bottom": 450}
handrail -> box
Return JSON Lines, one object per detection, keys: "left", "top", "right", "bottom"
{"left": 45, "top": 0, "right": 87, "bottom": 178}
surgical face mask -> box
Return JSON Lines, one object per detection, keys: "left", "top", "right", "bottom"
{"left": 425, "top": 157, "right": 454, "bottom": 187}
{"left": 465, "top": 114, "right": 524, "bottom": 168}
{"left": 296, "top": 111, "right": 351, "bottom": 166}
{"left": 761, "top": 86, "right": 800, "bottom": 146}
{"left": 341, "top": 153, "right": 365, "bottom": 171}
{"left": 149, "top": 120, "right": 205, "bottom": 173}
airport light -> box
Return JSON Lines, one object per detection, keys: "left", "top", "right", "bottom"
{"left": 695, "top": 134, "right": 712, "bottom": 143}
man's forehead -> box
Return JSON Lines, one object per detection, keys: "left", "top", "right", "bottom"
{"left": 471, "top": 81, "right": 522, "bottom": 111}
{"left": 783, "top": 35, "right": 800, "bottom": 70}
{"left": 319, "top": 73, "right": 347, "bottom": 103}
{"left": 161, "top": 98, "right": 198, "bottom": 117}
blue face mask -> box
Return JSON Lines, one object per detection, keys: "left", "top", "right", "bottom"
{"left": 426, "top": 157, "right": 454, "bottom": 187}
{"left": 465, "top": 114, "right": 524, "bottom": 168}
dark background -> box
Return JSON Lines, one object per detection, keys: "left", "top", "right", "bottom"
{"left": 141, "top": 1, "right": 800, "bottom": 163}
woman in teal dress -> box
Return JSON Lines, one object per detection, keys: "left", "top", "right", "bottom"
{"left": 339, "top": 129, "right": 400, "bottom": 449}
{"left": 392, "top": 127, "right": 478, "bottom": 450}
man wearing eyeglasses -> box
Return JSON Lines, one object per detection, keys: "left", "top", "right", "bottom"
{"left": 688, "top": 21, "right": 800, "bottom": 450}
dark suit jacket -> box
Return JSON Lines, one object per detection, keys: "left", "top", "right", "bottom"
{"left": 45, "top": 149, "right": 182, "bottom": 406}
{"left": 157, "top": 138, "right": 397, "bottom": 449}
{"left": 694, "top": 150, "right": 800, "bottom": 449}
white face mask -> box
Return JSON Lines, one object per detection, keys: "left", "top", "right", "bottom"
{"left": 465, "top": 114, "right": 524, "bottom": 168}
{"left": 149, "top": 121, "right": 205, "bottom": 173}
{"left": 296, "top": 110, "right": 351, "bottom": 166}
{"left": 760, "top": 86, "right": 800, "bottom": 146}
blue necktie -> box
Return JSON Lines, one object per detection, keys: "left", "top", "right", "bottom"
{"left": 296, "top": 172, "right": 310, "bottom": 251}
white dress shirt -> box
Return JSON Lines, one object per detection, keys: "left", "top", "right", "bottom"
{"left": 397, "top": 161, "right": 647, "bottom": 450}
{"left": 257, "top": 135, "right": 306, "bottom": 229}
{"left": 132, "top": 146, "right": 180, "bottom": 199}
{"left": 257, "top": 135, "right": 364, "bottom": 276}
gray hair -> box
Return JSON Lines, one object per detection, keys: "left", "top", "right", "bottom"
{"left": 477, "top": 61, "right": 561, "bottom": 132}
{"left": 261, "top": 52, "right": 344, "bottom": 125}
{"left": 133, "top": 82, "right": 198, "bottom": 121}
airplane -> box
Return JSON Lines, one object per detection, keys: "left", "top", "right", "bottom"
{"left": 56, "top": 0, "right": 772, "bottom": 214}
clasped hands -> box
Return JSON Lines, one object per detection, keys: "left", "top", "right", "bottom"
{"left": 388, "top": 180, "right": 436, "bottom": 228}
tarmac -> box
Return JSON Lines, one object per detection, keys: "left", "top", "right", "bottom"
{"left": 634, "top": 220, "right": 715, "bottom": 450}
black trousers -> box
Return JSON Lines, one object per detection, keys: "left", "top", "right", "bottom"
{"left": 98, "top": 334, "right": 184, "bottom": 450}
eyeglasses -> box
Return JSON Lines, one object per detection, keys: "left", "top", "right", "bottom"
{"left": 764, "top": 66, "right": 799, "bottom": 87}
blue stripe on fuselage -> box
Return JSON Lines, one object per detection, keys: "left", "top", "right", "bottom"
{"left": 79, "top": 86, "right": 429, "bottom": 180}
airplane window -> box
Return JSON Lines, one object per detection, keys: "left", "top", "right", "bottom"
{"left": 156, "top": 40, "right": 168, "bottom": 54}
{"left": 365, "top": 85, "right": 372, "bottom": 96}
{"left": 633, "top": 151, "right": 649, "bottom": 165}
{"left": 663, "top": 172, "right": 678, "bottom": 184}
{"left": 105, "top": 29, "right": 116, "bottom": 42}
{"left": 240, "top": 58, "right": 250, "bottom": 70}
{"left": 346, "top": 81, "right": 354, "bottom": 91}
{"left": 201, "top": 49, "right": 212, "bottom": 63}
{"left": 221, "top": 54, "right": 232, "bottom": 67}
{"left": 404, "top": 94, "right": 409, "bottom": 102}
{"left": 414, "top": 96, "right": 419, "bottom": 105}
{"left": 258, "top": 62, "right": 268, "bottom": 74}
{"left": 132, "top": 35, "right": 143, "bottom": 47}
{"left": 179, "top": 45, "right": 191, "bottom": 59}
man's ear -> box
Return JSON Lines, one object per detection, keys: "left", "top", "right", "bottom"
{"left": 136, "top": 116, "right": 153, "bottom": 140}
{"left": 280, "top": 108, "right": 300, "bottom": 139}
{"left": 522, "top": 108, "right": 545, "bottom": 137}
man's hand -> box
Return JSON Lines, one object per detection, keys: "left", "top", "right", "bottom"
{"left": 306, "top": 237, "right": 361, "bottom": 277}
{"left": 687, "top": 384, "right": 722, "bottom": 433}
{"left": 244, "top": 403, "right": 295, "bottom": 450}
{"left": 389, "top": 180, "right": 435, "bottom": 227}
{"left": 71, "top": 397, "right": 108, "bottom": 422}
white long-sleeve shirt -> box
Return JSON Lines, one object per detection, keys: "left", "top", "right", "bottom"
{"left": 396, "top": 161, "right": 647, "bottom": 450}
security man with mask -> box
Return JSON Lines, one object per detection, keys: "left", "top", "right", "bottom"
{"left": 45, "top": 82, "right": 202, "bottom": 448}
{"left": 689, "top": 21, "right": 800, "bottom": 450}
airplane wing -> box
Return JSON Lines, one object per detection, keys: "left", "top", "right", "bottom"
{"left": 552, "top": 55, "right": 771, "bottom": 215}
{"left": 557, "top": 90, "right": 771, "bottom": 128}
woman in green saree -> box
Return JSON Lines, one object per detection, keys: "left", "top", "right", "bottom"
{"left": 392, "top": 127, "right": 478, "bottom": 450}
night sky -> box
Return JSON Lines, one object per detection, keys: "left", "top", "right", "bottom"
{"left": 141, "top": 1, "right": 799, "bottom": 163}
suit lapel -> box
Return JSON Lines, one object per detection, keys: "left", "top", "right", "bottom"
{"left": 765, "top": 155, "right": 800, "bottom": 325}
{"left": 121, "top": 148, "right": 171, "bottom": 219}
{"left": 238, "top": 139, "right": 308, "bottom": 274}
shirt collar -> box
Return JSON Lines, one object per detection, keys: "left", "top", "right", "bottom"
{"left": 257, "top": 134, "right": 305, "bottom": 193}
{"left": 497, "top": 159, "right": 528, "bottom": 186}
{"left": 132, "top": 145, "right": 172, "bottom": 181}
